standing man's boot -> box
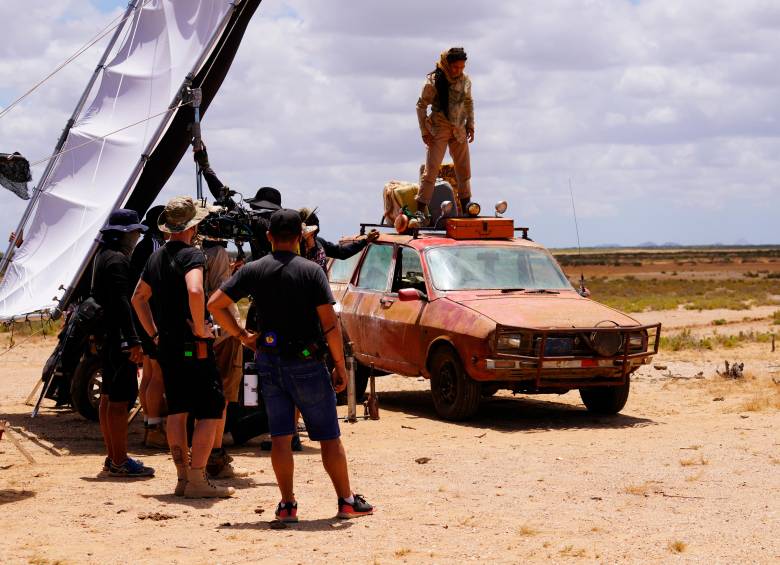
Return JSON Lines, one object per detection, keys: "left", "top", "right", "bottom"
{"left": 184, "top": 467, "right": 235, "bottom": 498}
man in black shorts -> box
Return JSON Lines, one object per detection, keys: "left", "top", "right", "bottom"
{"left": 209, "top": 209, "right": 373, "bottom": 522}
{"left": 132, "top": 196, "right": 233, "bottom": 498}
{"left": 93, "top": 209, "right": 154, "bottom": 477}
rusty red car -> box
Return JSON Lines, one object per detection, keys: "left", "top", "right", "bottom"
{"left": 328, "top": 219, "right": 660, "bottom": 421}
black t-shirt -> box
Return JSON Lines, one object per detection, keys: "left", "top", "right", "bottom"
{"left": 130, "top": 233, "right": 163, "bottom": 285}
{"left": 220, "top": 251, "right": 334, "bottom": 346}
{"left": 93, "top": 247, "right": 139, "bottom": 344}
{"left": 141, "top": 240, "right": 206, "bottom": 345}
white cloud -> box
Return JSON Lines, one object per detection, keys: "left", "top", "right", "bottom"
{"left": 0, "top": 0, "right": 778, "bottom": 249}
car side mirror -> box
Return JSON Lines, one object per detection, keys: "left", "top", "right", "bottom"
{"left": 398, "top": 288, "right": 428, "bottom": 302}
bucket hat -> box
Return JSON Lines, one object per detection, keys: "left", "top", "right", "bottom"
{"left": 100, "top": 209, "right": 148, "bottom": 233}
{"left": 157, "top": 196, "right": 211, "bottom": 234}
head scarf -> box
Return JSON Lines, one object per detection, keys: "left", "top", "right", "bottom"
{"left": 433, "top": 49, "right": 466, "bottom": 119}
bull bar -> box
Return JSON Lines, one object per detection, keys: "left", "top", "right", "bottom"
{"left": 488, "top": 323, "right": 662, "bottom": 389}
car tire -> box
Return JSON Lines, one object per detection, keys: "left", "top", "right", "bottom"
{"left": 579, "top": 377, "right": 630, "bottom": 415}
{"left": 70, "top": 355, "right": 103, "bottom": 422}
{"left": 335, "top": 362, "right": 370, "bottom": 406}
{"left": 429, "top": 346, "right": 481, "bottom": 421}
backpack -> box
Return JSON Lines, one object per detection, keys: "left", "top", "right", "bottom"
{"left": 72, "top": 255, "right": 104, "bottom": 334}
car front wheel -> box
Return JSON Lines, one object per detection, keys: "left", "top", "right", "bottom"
{"left": 429, "top": 346, "right": 481, "bottom": 421}
{"left": 579, "top": 377, "right": 630, "bottom": 415}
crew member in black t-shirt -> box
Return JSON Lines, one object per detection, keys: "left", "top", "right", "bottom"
{"left": 93, "top": 209, "right": 154, "bottom": 478}
{"left": 208, "top": 209, "right": 374, "bottom": 522}
{"left": 129, "top": 205, "right": 167, "bottom": 449}
{"left": 132, "top": 196, "right": 233, "bottom": 499}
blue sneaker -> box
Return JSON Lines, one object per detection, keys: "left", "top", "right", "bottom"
{"left": 97, "top": 456, "right": 112, "bottom": 477}
{"left": 109, "top": 457, "right": 155, "bottom": 477}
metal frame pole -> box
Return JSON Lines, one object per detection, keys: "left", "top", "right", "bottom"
{"left": 346, "top": 342, "right": 357, "bottom": 423}
{"left": 0, "top": 1, "right": 139, "bottom": 278}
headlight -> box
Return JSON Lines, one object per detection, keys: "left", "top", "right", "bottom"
{"left": 497, "top": 335, "right": 523, "bottom": 350}
{"left": 627, "top": 331, "right": 647, "bottom": 351}
{"left": 589, "top": 332, "right": 623, "bottom": 357}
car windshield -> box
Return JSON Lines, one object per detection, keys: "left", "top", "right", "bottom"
{"left": 425, "top": 246, "right": 573, "bottom": 291}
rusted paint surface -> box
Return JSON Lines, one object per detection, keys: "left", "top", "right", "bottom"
{"left": 330, "top": 229, "right": 660, "bottom": 387}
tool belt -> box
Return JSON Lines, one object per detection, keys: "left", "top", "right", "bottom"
{"left": 258, "top": 330, "right": 326, "bottom": 361}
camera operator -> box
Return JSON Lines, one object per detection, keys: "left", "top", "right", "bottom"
{"left": 94, "top": 210, "right": 154, "bottom": 478}
{"left": 208, "top": 209, "right": 373, "bottom": 522}
{"left": 132, "top": 196, "right": 233, "bottom": 499}
{"left": 194, "top": 144, "right": 281, "bottom": 260}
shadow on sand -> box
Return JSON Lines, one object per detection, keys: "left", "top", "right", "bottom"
{"left": 376, "top": 389, "right": 655, "bottom": 433}
{"left": 0, "top": 488, "right": 36, "bottom": 505}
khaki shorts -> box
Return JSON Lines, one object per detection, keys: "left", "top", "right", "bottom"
{"left": 213, "top": 335, "right": 243, "bottom": 403}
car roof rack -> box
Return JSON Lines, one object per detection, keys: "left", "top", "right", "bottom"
{"left": 359, "top": 222, "right": 531, "bottom": 240}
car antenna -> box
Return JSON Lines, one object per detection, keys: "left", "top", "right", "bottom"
{"left": 568, "top": 178, "right": 587, "bottom": 297}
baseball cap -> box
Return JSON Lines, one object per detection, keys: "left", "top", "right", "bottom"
{"left": 269, "top": 208, "right": 303, "bottom": 237}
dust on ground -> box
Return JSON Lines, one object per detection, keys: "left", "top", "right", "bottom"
{"left": 1, "top": 313, "right": 779, "bottom": 564}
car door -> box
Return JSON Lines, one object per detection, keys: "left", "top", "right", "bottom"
{"left": 374, "top": 245, "right": 428, "bottom": 375}
{"left": 338, "top": 243, "right": 396, "bottom": 368}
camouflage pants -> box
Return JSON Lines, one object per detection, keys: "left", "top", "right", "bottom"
{"left": 417, "top": 122, "right": 471, "bottom": 205}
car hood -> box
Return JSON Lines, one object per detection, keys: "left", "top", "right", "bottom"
{"left": 447, "top": 293, "right": 641, "bottom": 329}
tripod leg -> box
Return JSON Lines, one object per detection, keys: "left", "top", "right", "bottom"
{"left": 24, "top": 380, "right": 43, "bottom": 406}
{"left": 31, "top": 371, "right": 57, "bottom": 418}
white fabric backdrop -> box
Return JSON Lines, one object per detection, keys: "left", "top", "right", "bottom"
{"left": 0, "top": 0, "right": 233, "bottom": 319}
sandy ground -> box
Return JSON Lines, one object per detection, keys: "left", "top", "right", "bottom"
{"left": 1, "top": 313, "right": 779, "bottom": 564}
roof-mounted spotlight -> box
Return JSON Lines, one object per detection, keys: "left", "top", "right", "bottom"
{"left": 495, "top": 200, "right": 508, "bottom": 217}
{"left": 466, "top": 201, "right": 481, "bottom": 217}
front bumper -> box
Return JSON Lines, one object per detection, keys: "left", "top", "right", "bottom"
{"left": 474, "top": 323, "right": 661, "bottom": 388}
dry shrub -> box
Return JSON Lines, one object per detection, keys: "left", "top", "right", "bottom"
{"left": 736, "top": 389, "right": 780, "bottom": 412}
{"left": 680, "top": 455, "right": 709, "bottom": 467}
{"left": 394, "top": 548, "right": 411, "bottom": 558}
{"left": 623, "top": 482, "right": 652, "bottom": 496}
{"left": 518, "top": 525, "right": 539, "bottom": 536}
{"left": 685, "top": 471, "right": 704, "bottom": 482}
{"left": 668, "top": 540, "right": 688, "bottom": 553}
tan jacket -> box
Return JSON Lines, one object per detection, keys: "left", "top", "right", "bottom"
{"left": 416, "top": 72, "right": 474, "bottom": 141}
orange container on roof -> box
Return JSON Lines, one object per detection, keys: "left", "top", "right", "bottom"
{"left": 445, "top": 217, "right": 515, "bottom": 240}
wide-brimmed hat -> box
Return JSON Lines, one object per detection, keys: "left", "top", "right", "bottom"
{"left": 100, "top": 209, "right": 148, "bottom": 234}
{"left": 245, "top": 186, "right": 282, "bottom": 211}
{"left": 157, "top": 196, "right": 211, "bottom": 234}
{"left": 269, "top": 208, "right": 303, "bottom": 238}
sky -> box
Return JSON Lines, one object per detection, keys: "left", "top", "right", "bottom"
{"left": 0, "top": 0, "right": 778, "bottom": 248}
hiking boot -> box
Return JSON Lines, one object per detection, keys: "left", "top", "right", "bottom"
{"left": 337, "top": 494, "right": 374, "bottom": 519}
{"left": 109, "top": 457, "right": 155, "bottom": 478}
{"left": 291, "top": 434, "right": 303, "bottom": 452}
{"left": 184, "top": 467, "right": 235, "bottom": 498}
{"left": 275, "top": 501, "right": 298, "bottom": 523}
{"left": 143, "top": 423, "right": 168, "bottom": 449}
{"left": 174, "top": 478, "right": 187, "bottom": 497}
{"left": 206, "top": 448, "right": 227, "bottom": 477}
{"left": 206, "top": 448, "right": 250, "bottom": 478}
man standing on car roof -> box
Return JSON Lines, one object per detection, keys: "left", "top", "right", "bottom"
{"left": 208, "top": 209, "right": 374, "bottom": 522}
{"left": 93, "top": 209, "right": 154, "bottom": 478}
{"left": 132, "top": 196, "right": 233, "bottom": 499}
{"left": 416, "top": 47, "right": 474, "bottom": 218}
